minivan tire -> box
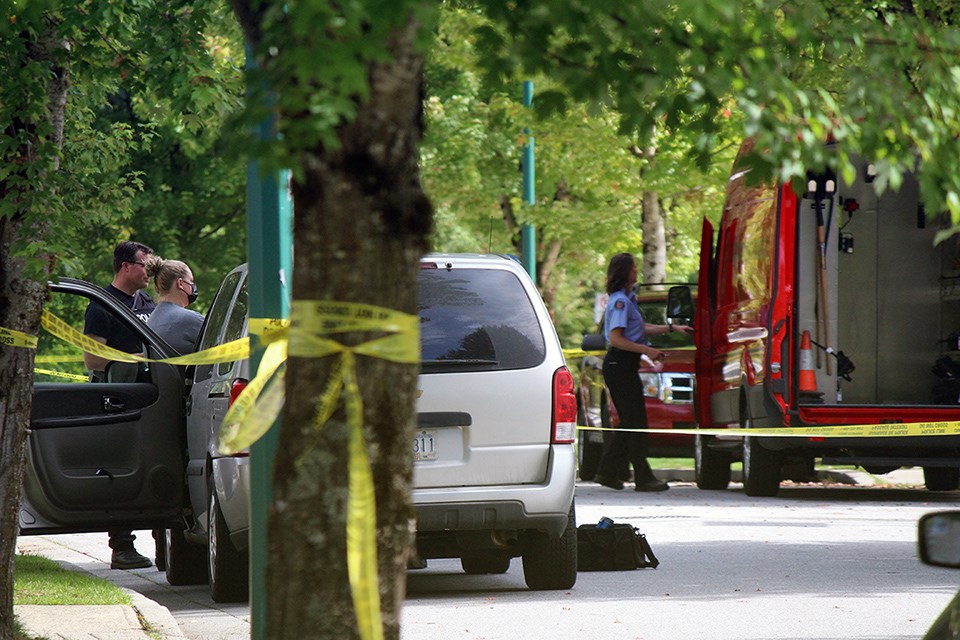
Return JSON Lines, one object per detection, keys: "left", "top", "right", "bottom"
{"left": 208, "top": 476, "right": 249, "bottom": 603}
{"left": 521, "top": 500, "right": 577, "bottom": 590}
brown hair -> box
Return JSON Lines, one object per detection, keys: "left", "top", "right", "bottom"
{"left": 145, "top": 255, "right": 191, "bottom": 295}
{"left": 606, "top": 253, "right": 635, "bottom": 294}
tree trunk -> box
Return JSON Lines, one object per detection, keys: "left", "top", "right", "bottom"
{"left": 0, "top": 225, "right": 46, "bottom": 640}
{"left": 0, "top": 26, "right": 68, "bottom": 638}
{"left": 640, "top": 188, "right": 666, "bottom": 284}
{"left": 264, "top": 13, "right": 431, "bottom": 640}
{"left": 538, "top": 238, "right": 562, "bottom": 313}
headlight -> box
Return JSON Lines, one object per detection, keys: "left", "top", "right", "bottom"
{"left": 639, "top": 372, "right": 660, "bottom": 398}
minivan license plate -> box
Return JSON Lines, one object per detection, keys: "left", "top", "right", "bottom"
{"left": 413, "top": 429, "right": 437, "bottom": 461}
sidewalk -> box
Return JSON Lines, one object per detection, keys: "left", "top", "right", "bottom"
{"left": 13, "top": 467, "right": 928, "bottom": 640}
{"left": 15, "top": 535, "right": 185, "bottom": 640}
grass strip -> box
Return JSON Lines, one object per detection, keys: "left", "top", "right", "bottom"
{"left": 14, "top": 553, "right": 131, "bottom": 606}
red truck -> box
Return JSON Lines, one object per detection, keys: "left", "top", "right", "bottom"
{"left": 577, "top": 284, "right": 696, "bottom": 480}
{"left": 673, "top": 139, "right": 960, "bottom": 496}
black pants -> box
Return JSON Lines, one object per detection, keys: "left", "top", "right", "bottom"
{"left": 597, "top": 348, "right": 656, "bottom": 483}
{"left": 108, "top": 530, "right": 136, "bottom": 552}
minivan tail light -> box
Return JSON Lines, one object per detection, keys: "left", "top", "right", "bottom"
{"left": 552, "top": 367, "right": 577, "bottom": 444}
{"left": 229, "top": 378, "right": 249, "bottom": 407}
{"left": 227, "top": 379, "right": 251, "bottom": 457}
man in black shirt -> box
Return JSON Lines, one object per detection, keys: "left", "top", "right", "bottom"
{"left": 83, "top": 241, "right": 156, "bottom": 570}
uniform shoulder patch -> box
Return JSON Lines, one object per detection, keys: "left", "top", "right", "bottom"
{"left": 614, "top": 300, "right": 625, "bottom": 310}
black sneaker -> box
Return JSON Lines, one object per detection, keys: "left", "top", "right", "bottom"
{"left": 111, "top": 548, "right": 152, "bottom": 570}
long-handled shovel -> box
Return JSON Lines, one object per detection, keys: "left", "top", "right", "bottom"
{"left": 815, "top": 196, "right": 833, "bottom": 376}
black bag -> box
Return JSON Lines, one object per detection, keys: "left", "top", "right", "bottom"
{"left": 577, "top": 522, "right": 659, "bottom": 571}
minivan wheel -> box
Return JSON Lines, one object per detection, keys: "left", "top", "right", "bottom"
{"left": 208, "top": 478, "right": 249, "bottom": 603}
{"left": 695, "top": 435, "right": 731, "bottom": 490}
{"left": 163, "top": 525, "right": 207, "bottom": 586}
{"left": 521, "top": 500, "right": 577, "bottom": 590}
{"left": 461, "top": 552, "right": 511, "bottom": 575}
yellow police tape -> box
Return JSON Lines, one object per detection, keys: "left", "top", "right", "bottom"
{"left": 39, "top": 309, "right": 253, "bottom": 365}
{"left": 34, "top": 368, "right": 88, "bottom": 382}
{"left": 0, "top": 325, "right": 38, "bottom": 349}
{"left": 218, "top": 300, "right": 418, "bottom": 640}
{"left": 561, "top": 348, "right": 605, "bottom": 360}
{"left": 578, "top": 421, "right": 960, "bottom": 437}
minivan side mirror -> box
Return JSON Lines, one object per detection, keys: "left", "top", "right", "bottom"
{"left": 667, "top": 286, "right": 695, "bottom": 321}
{"left": 581, "top": 334, "right": 606, "bottom": 352}
{"left": 919, "top": 511, "right": 960, "bottom": 569}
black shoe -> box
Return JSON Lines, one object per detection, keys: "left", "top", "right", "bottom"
{"left": 111, "top": 549, "right": 152, "bottom": 570}
{"left": 595, "top": 474, "right": 624, "bottom": 491}
{"left": 635, "top": 479, "right": 670, "bottom": 492}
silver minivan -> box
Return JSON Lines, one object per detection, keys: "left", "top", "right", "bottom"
{"left": 414, "top": 254, "right": 578, "bottom": 590}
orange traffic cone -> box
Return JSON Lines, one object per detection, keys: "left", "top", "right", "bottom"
{"left": 799, "top": 330, "right": 817, "bottom": 392}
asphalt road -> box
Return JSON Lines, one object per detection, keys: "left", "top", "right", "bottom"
{"left": 35, "top": 477, "right": 960, "bottom": 640}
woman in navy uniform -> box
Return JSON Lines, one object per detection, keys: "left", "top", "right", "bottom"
{"left": 594, "top": 253, "right": 691, "bottom": 492}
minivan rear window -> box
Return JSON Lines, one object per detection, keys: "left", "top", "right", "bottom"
{"left": 418, "top": 268, "right": 546, "bottom": 372}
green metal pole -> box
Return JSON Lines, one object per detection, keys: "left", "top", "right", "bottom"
{"left": 521, "top": 80, "right": 536, "bottom": 281}
{"left": 246, "top": 45, "right": 294, "bottom": 640}
{"left": 247, "top": 164, "right": 291, "bottom": 640}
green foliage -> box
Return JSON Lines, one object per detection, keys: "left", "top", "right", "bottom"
{"left": 422, "top": 5, "right": 735, "bottom": 343}
{"left": 476, "top": 0, "right": 960, "bottom": 236}
{"left": 1, "top": 2, "right": 247, "bottom": 295}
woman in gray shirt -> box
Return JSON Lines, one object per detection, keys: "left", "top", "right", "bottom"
{"left": 145, "top": 256, "right": 204, "bottom": 355}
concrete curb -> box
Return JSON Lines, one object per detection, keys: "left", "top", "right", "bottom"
{"left": 16, "top": 536, "right": 185, "bottom": 640}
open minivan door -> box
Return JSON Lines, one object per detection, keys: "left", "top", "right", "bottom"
{"left": 20, "top": 278, "right": 185, "bottom": 534}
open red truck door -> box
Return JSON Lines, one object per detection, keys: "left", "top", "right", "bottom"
{"left": 694, "top": 217, "right": 716, "bottom": 430}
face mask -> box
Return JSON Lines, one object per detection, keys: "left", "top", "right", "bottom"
{"left": 182, "top": 280, "right": 198, "bottom": 305}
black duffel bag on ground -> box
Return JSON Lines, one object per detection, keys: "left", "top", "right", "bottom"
{"left": 577, "top": 520, "right": 659, "bottom": 571}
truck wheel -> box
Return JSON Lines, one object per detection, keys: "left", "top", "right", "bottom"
{"left": 164, "top": 525, "right": 207, "bottom": 586}
{"left": 695, "top": 435, "right": 731, "bottom": 490}
{"left": 208, "top": 478, "right": 249, "bottom": 602}
{"left": 578, "top": 430, "right": 602, "bottom": 482}
{"left": 522, "top": 500, "right": 577, "bottom": 590}
{"left": 923, "top": 466, "right": 960, "bottom": 491}
{"left": 742, "top": 436, "right": 781, "bottom": 497}
{"left": 461, "top": 552, "right": 511, "bottom": 575}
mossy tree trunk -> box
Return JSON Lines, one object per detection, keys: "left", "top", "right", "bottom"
{"left": 238, "top": 11, "right": 432, "bottom": 640}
